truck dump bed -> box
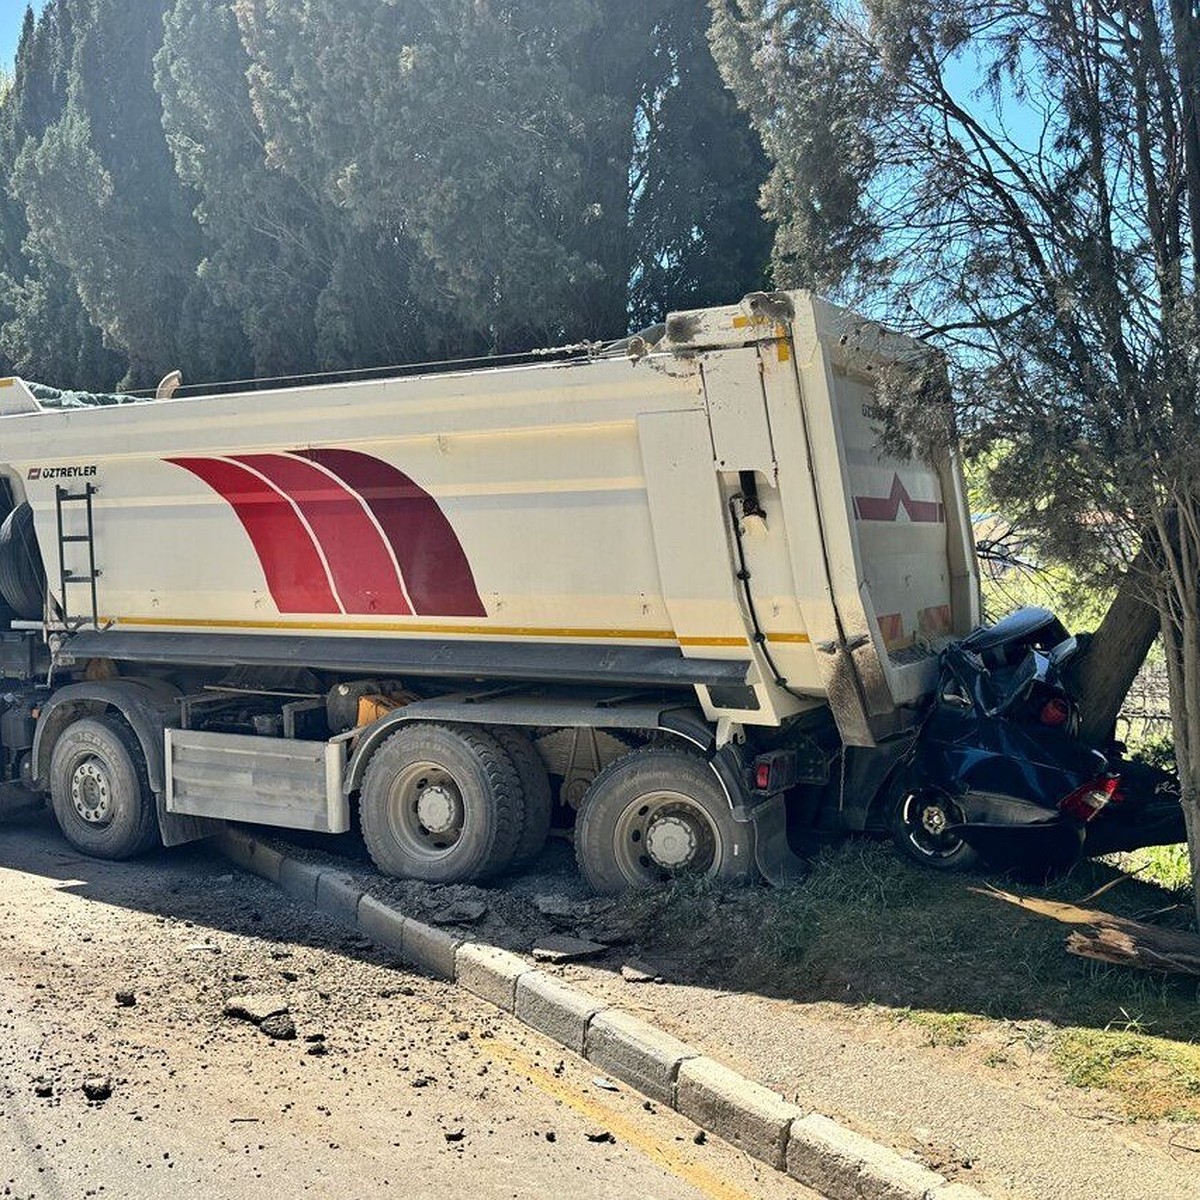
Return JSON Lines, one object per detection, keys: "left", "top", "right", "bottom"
{"left": 0, "top": 291, "right": 978, "bottom": 745}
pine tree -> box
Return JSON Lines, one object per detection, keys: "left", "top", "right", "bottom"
{"left": 0, "top": 1, "right": 122, "bottom": 386}
{"left": 710, "top": 0, "right": 1200, "bottom": 921}
{"left": 11, "top": 0, "right": 245, "bottom": 387}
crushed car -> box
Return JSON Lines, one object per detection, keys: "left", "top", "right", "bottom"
{"left": 790, "top": 608, "right": 1185, "bottom": 878}
{"left": 881, "top": 607, "right": 1185, "bottom": 875}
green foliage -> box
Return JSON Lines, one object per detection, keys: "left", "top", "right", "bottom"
{"left": 10, "top": 0, "right": 250, "bottom": 387}
{"left": 705, "top": 0, "right": 1200, "bottom": 572}
{"left": 964, "top": 451, "right": 1114, "bottom": 629}
{"left": 0, "top": 0, "right": 772, "bottom": 387}
{"left": 710, "top": 0, "right": 1200, "bottom": 910}
{"left": 1054, "top": 1028, "right": 1200, "bottom": 1121}
{"left": 628, "top": 0, "right": 772, "bottom": 326}
{"left": 707, "top": 0, "right": 888, "bottom": 293}
{"left": 0, "top": 0, "right": 122, "bottom": 384}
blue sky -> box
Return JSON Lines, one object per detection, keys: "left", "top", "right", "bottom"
{"left": 2, "top": 1, "right": 45, "bottom": 73}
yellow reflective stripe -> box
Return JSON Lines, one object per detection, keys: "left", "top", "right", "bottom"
{"left": 99, "top": 615, "right": 811, "bottom": 647}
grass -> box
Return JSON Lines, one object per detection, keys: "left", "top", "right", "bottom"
{"left": 612, "top": 838, "right": 1200, "bottom": 1120}
{"left": 1117, "top": 843, "right": 1194, "bottom": 893}
{"left": 889, "top": 1007, "right": 979, "bottom": 1047}
{"left": 1054, "top": 1028, "right": 1200, "bottom": 1120}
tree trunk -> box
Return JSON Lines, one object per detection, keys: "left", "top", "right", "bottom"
{"left": 1065, "top": 545, "right": 1161, "bottom": 748}
{"left": 1184, "top": 800, "right": 1200, "bottom": 931}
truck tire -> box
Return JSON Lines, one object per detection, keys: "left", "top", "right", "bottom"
{"left": 48, "top": 715, "right": 160, "bottom": 860}
{"left": 0, "top": 502, "right": 46, "bottom": 620}
{"left": 359, "top": 722, "right": 524, "bottom": 883}
{"left": 574, "top": 747, "right": 756, "bottom": 895}
{"left": 493, "top": 727, "right": 553, "bottom": 868}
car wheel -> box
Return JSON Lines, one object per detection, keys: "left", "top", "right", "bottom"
{"left": 888, "top": 786, "right": 979, "bottom": 871}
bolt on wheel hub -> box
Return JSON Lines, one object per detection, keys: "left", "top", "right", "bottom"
{"left": 645, "top": 814, "right": 698, "bottom": 869}
{"left": 71, "top": 760, "right": 111, "bottom": 824}
{"left": 415, "top": 784, "right": 461, "bottom": 835}
{"left": 921, "top": 806, "right": 949, "bottom": 836}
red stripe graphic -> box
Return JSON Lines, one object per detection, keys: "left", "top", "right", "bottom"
{"left": 297, "top": 448, "right": 486, "bottom": 618}
{"left": 853, "top": 475, "right": 945, "bottom": 524}
{"left": 233, "top": 454, "right": 412, "bottom": 616}
{"left": 168, "top": 457, "right": 340, "bottom": 613}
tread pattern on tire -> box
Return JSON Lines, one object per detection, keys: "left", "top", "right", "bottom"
{"left": 359, "top": 721, "right": 525, "bottom": 883}
{"left": 453, "top": 724, "right": 525, "bottom": 877}
{"left": 573, "top": 745, "right": 756, "bottom": 894}
{"left": 0, "top": 502, "right": 45, "bottom": 620}
{"left": 49, "top": 714, "right": 159, "bottom": 860}
{"left": 493, "top": 727, "right": 553, "bottom": 868}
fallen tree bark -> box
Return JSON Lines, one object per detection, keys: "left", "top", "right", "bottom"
{"left": 973, "top": 885, "right": 1200, "bottom": 977}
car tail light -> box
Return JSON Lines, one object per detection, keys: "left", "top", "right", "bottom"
{"left": 1059, "top": 775, "right": 1120, "bottom": 823}
{"left": 1039, "top": 697, "right": 1070, "bottom": 727}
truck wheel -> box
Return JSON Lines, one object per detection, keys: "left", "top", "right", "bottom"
{"left": 359, "top": 723, "right": 524, "bottom": 883}
{"left": 48, "top": 716, "right": 159, "bottom": 860}
{"left": 493, "top": 728, "right": 553, "bottom": 868}
{"left": 0, "top": 502, "right": 46, "bottom": 620}
{"left": 574, "top": 748, "right": 756, "bottom": 894}
{"left": 888, "top": 786, "right": 979, "bottom": 871}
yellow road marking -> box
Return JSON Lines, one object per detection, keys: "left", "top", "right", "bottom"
{"left": 395, "top": 989, "right": 765, "bottom": 1200}
{"left": 483, "top": 1035, "right": 762, "bottom": 1200}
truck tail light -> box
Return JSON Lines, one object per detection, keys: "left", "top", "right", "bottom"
{"left": 751, "top": 750, "right": 799, "bottom": 794}
{"left": 1059, "top": 775, "right": 1120, "bottom": 823}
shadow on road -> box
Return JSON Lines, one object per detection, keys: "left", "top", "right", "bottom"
{"left": 0, "top": 808, "right": 407, "bottom": 974}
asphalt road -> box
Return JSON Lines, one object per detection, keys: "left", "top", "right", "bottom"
{"left": 0, "top": 813, "right": 815, "bottom": 1200}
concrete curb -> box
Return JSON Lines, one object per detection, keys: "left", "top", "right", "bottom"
{"left": 585, "top": 1008, "right": 696, "bottom": 1107}
{"left": 215, "top": 826, "right": 995, "bottom": 1200}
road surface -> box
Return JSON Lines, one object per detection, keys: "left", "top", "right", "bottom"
{"left": 0, "top": 813, "right": 815, "bottom": 1200}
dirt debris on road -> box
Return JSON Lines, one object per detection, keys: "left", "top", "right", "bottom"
{"left": 0, "top": 814, "right": 810, "bottom": 1200}
{"left": 253, "top": 822, "right": 1200, "bottom": 1200}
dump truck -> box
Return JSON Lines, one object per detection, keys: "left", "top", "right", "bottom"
{"left": 0, "top": 291, "right": 979, "bottom": 892}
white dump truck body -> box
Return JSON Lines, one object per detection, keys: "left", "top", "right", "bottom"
{"left": 0, "top": 291, "right": 977, "bottom": 749}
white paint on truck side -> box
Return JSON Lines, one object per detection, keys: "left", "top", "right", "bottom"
{"left": 0, "top": 291, "right": 979, "bottom": 744}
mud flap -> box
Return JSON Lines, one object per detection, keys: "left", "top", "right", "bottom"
{"left": 155, "top": 792, "right": 222, "bottom": 848}
{"left": 749, "top": 793, "right": 809, "bottom": 885}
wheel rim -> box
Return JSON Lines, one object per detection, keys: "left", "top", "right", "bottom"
{"left": 612, "top": 790, "right": 721, "bottom": 884}
{"left": 901, "top": 790, "right": 967, "bottom": 860}
{"left": 385, "top": 760, "right": 468, "bottom": 861}
{"left": 70, "top": 757, "right": 113, "bottom": 827}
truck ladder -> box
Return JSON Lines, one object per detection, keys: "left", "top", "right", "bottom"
{"left": 54, "top": 483, "right": 100, "bottom": 630}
